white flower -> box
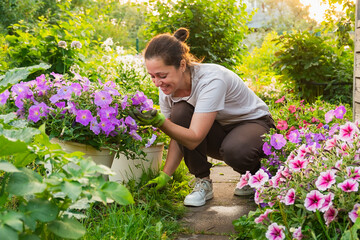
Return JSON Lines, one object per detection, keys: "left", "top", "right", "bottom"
{"left": 104, "top": 46, "right": 112, "bottom": 52}
{"left": 102, "top": 38, "right": 113, "bottom": 47}
{"left": 101, "top": 55, "right": 111, "bottom": 63}
{"left": 58, "top": 41, "right": 67, "bottom": 49}
{"left": 116, "top": 46, "right": 125, "bottom": 55}
{"left": 71, "top": 41, "right": 82, "bottom": 49}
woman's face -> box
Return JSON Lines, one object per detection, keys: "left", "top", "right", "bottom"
{"left": 145, "top": 57, "right": 185, "bottom": 96}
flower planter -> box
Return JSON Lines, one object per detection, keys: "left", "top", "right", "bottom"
{"left": 109, "top": 143, "right": 164, "bottom": 183}
{"left": 50, "top": 138, "right": 115, "bottom": 168}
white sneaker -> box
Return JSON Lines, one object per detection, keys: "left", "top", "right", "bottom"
{"left": 234, "top": 185, "right": 254, "bottom": 196}
{"left": 184, "top": 178, "right": 213, "bottom": 207}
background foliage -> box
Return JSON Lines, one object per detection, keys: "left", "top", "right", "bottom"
{"left": 141, "top": 0, "right": 252, "bottom": 69}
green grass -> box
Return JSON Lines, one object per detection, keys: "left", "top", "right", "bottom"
{"left": 82, "top": 161, "right": 191, "bottom": 240}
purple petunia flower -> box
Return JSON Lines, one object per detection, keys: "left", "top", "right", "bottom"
{"left": 121, "top": 95, "right": 129, "bottom": 110}
{"left": 71, "top": 83, "right": 83, "bottom": 96}
{"left": 28, "top": 105, "right": 42, "bottom": 123}
{"left": 145, "top": 134, "right": 157, "bottom": 148}
{"left": 90, "top": 119, "right": 101, "bottom": 135}
{"left": 262, "top": 142, "right": 272, "bottom": 155}
{"left": 334, "top": 105, "right": 346, "bottom": 119}
{"left": 76, "top": 109, "right": 93, "bottom": 126}
{"left": 131, "top": 91, "right": 147, "bottom": 105}
{"left": 0, "top": 90, "right": 10, "bottom": 105}
{"left": 129, "top": 129, "right": 142, "bottom": 141}
{"left": 99, "top": 118, "right": 115, "bottom": 135}
{"left": 124, "top": 116, "right": 137, "bottom": 130}
{"left": 288, "top": 129, "right": 300, "bottom": 143}
{"left": 57, "top": 86, "right": 74, "bottom": 100}
{"left": 140, "top": 98, "right": 154, "bottom": 111}
{"left": 98, "top": 107, "right": 116, "bottom": 119}
{"left": 270, "top": 134, "right": 286, "bottom": 150}
{"left": 94, "top": 91, "right": 112, "bottom": 107}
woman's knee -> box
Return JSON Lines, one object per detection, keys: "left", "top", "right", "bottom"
{"left": 221, "top": 143, "right": 262, "bottom": 174}
{"left": 170, "top": 101, "right": 194, "bottom": 127}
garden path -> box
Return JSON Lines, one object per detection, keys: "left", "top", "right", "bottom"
{"left": 175, "top": 159, "right": 257, "bottom": 240}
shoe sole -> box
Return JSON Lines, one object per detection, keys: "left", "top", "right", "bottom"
{"left": 184, "top": 191, "right": 214, "bottom": 207}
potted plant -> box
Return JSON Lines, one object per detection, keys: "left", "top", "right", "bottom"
{"left": 0, "top": 72, "right": 162, "bottom": 168}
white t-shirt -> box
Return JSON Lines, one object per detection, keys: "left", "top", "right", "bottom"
{"left": 159, "top": 63, "right": 270, "bottom": 126}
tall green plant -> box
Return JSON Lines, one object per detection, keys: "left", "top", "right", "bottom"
{"left": 141, "top": 0, "right": 252, "bottom": 69}
{"left": 273, "top": 31, "right": 353, "bottom": 104}
{"left": 0, "top": 114, "right": 134, "bottom": 239}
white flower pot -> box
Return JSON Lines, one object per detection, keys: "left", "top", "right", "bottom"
{"left": 50, "top": 138, "right": 115, "bottom": 168}
{"left": 109, "top": 143, "right": 164, "bottom": 183}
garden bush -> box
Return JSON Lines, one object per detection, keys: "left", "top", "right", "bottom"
{"left": 273, "top": 31, "right": 353, "bottom": 105}
{"left": 141, "top": 0, "right": 251, "bottom": 69}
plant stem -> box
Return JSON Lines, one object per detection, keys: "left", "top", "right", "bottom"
{"left": 315, "top": 210, "right": 331, "bottom": 240}
{"left": 278, "top": 201, "right": 292, "bottom": 240}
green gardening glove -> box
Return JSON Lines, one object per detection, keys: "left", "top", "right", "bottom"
{"left": 144, "top": 171, "right": 171, "bottom": 190}
{"left": 130, "top": 109, "right": 165, "bottom": 128}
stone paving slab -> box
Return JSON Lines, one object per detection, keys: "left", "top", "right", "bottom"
{"left": 176, "top": 165, "right": 257, "bottom": 239}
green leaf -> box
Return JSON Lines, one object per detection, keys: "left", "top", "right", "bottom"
{"left": 13, "top": 152, "right": 37, "bottom": 168}
{"left": 101, "top": 181, "right": 134, "bottom": 205}
{"left": 0, "top": 135, "right": 29, "bottom": 157}
{"left": 0, "top": 63, "right": 51, "bottom": 93}
{"left": 0, "top": 161, "right": 20, "bottom": 172}
{"left": 0, "top": 224, "right": 18, "bottom": 240}
{"left": 61, "top": 181, "right": 82, "bottom": 201}
{"left": 19, "top": 234, "right": 41, "bottom": 240}
{"left": 0, "top": 211, "right": 23, "bottom": 232}
{"left": 47, "top": 218, "right": 85, "bottom": 239}
{"left": 7, "top": 168, "right": 46, "bottom": 196}
{"left": 341, "top": 217, "right": 360, "bottom": 240}
{"left": 0, "top": 113, "right": 17, "bottom": 124}
{"left": 26, "top": 199, "right": 59, "bottom": 222}
{"left": 0, "top": 126, "right": 41, "bottom": 143}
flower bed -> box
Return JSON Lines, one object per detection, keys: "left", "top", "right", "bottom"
{"left": 233, "top": 97, "right": 359, "bottom": 239}
{"left": 0, "top": 72, "right": 161, "bottom": 159}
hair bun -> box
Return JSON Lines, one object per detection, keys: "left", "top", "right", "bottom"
{"left": 173, "top": 28, "right": 189, "bottom": 42}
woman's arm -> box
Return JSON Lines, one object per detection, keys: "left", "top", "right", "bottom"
{"left": 162, "top": 139, "right": 183, "bottom": 176}
{"left": 159, "top": 111, "right": 217, "bottom": 150}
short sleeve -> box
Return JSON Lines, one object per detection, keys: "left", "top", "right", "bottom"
{"left": 159, "top": 91, "right": 172, "bottom": 119}
{"left": 194, "top": 79, "right": 226, "bottom": 113}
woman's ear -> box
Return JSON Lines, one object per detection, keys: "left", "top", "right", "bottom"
{"left": 180, "top": 59, "right": 186, "bottom": 72}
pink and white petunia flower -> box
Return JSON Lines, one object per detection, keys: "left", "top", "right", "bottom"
{"left": 288, "top": 158, "right": 308, "bottom": 172}
{"left": 315, "top": 170, "right": 336, "bottom": 191}
{"left": 338, "top": 122, "right": 358, "bottom": 142}
{"left": 337, "top": 179, "right": 359, "bottom": 192}
{"left": 266, "top": 222, "right": 286, "bottom": 240}
{"left": 255, "top": 209, "right": 274, "bottom": 224}
{"left": 347, "top": 167, "right": 360, "bottom": 181}
{"left": 236, "top": 171, "right": 251, "bottom": 189}
{"left": 254, "top": 189, "right": 264, "bottom": 205}
{"left": 324, "top": 136, "right": 338, "bottom": 151}
{"left": 324, "top": 206, "right": 338, "bottom": 225}
{"left": 325, "top": 110, "right": 335, "bottom": 123}
{"left": 292, "top": 227, "right": 303, "bottom": 240}
{"left": 319, "top": 192, "right": 334, "bottom": 212}
{"left": 304, "top": 190, "right": 325, "bottom": 212}
{"left": 284, "top": 188, "right": 296, "bottom": 205}
{"left": 248, "top": 169, "right": 269, "bottom": 189}
{"left": 348, "top": 203, "right": 360, "bottom": 223}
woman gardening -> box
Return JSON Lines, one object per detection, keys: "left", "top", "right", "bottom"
{"left": 131, "top": 28, "right": 275, "bottom": 207}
